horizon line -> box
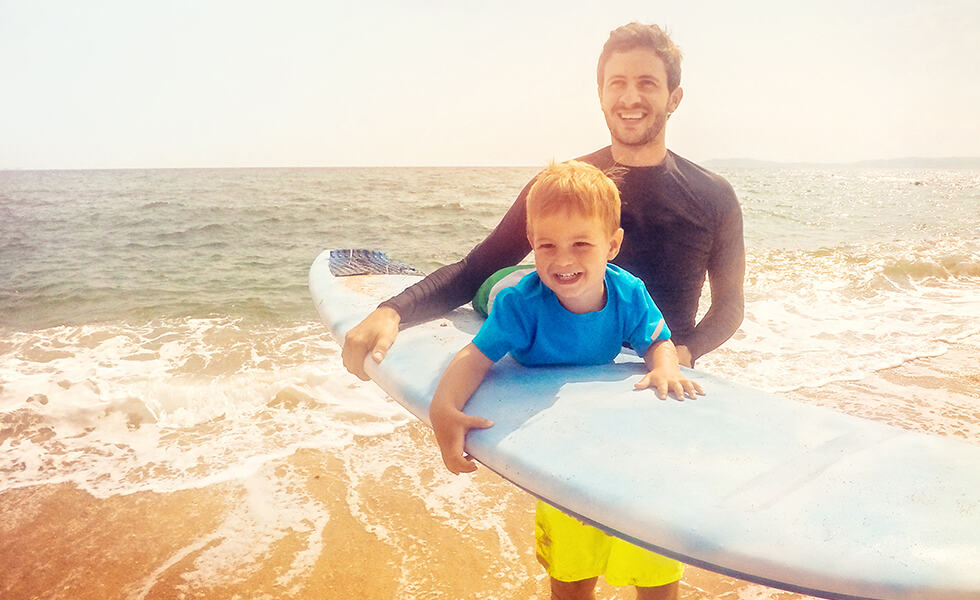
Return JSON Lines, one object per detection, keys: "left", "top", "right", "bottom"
{"left": 3, "top": 155, "right": 979, "bottom": 172}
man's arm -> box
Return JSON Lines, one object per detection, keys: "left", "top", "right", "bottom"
{"left": 342, "top": 181, "right": 533, "bottom": 380}
{"left": 429, "top": 343, "right": 495, "bottom": 474}
{"left": 679, "top": 193, "right": 745, "bottom": 365}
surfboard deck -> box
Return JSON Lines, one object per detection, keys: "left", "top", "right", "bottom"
{"left": 310, "top": 249, "right": 980, "bottom": 600}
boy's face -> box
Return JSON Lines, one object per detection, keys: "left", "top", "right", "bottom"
{"left": 527, "top": 207, "right": 624, "bottom": 314}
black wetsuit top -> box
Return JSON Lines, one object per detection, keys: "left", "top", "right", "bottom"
{"left": 381, "top": 147, "right": 744, "bottom": 361}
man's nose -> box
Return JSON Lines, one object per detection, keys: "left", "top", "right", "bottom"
{"left": 622, "top": 83, "right": 641, "bottom": 105}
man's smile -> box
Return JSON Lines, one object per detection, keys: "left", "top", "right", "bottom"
{"left": 617, "top": 109, "right": 647, "bottom": 121}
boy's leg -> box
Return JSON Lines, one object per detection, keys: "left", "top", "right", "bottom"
{"left": 636, "top": 580, "right": 679, "bottom": 600}
{"left": 550, "top": 576, "right": 598, "bottom": 600}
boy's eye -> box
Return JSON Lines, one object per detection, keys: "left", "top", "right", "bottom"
{"left": 574, "top": 241, "right": 593, "bottom": 247}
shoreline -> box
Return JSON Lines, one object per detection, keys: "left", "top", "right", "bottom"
{"left": 2, "top": 340, "right": 976, "bottom": 599}
{"left": 0, "top": 446, "right": 815, "bottom": 600}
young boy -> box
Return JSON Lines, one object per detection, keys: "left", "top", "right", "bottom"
{"left": 429, "top": 160, "right": 703, "bottom": 598}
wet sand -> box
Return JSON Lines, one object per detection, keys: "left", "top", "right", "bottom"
{"left": 0, "top": 436, "right": 819, "bottom": 600}
{"left": 3, "top": 342, "right": 977, "bottom": 600}
{"left": 0, "top": 452, "right": 812, "bottom": 600}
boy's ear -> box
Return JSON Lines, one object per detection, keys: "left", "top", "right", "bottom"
{"left": 607, "top": 227, "right": 624, "bottom": 260}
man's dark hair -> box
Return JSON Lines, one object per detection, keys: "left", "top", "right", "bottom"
{"left": 597, "top": 23, "right": 683, "bottom": 91}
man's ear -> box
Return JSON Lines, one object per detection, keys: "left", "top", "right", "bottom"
{"left": 667, "top": 86, "right": 684, "bottom": 117}
{"left": 608, "top": 227, "right": 625, "bottom": 260}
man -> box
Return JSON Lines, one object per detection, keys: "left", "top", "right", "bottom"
{"left": 342, "top": 22, "right": 745, "bottom": 600}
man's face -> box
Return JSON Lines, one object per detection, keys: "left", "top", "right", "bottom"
{"left": 599, "top": 48, "right": 682, "bottom": 149}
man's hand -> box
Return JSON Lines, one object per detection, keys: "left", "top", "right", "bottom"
{"left": 342, "top": 306, "right": 401, "bottom": 380}
{"left": 675, "top": 344, "right": 694, "bottom": 368}
{"left": 430, "top": 403, "right": 494, "bottom": 474}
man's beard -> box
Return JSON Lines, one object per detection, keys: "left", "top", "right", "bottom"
{"left": 605, "top": 110, "right": 667, "bottom": 148}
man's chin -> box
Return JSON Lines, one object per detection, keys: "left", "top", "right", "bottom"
{"left": 605, "top": 115, "right": 666, "bottom": 148}
{"left": 611, "top": 131, "right": 657, "bottom": 148}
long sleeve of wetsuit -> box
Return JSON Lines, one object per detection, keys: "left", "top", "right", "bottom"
{"left": 378, "top": 179, "right": 535, "bottom": 324}
{"left": 681, "top": 195, "right": 745, "bottom": 362}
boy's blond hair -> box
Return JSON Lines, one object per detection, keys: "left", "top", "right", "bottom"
{"left": 526, "top": 161, "right": 621, "bottom": 236}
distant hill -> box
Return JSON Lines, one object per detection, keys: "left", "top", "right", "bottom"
{"left": 702, "top": 157, "right": 980, "bottom": 169}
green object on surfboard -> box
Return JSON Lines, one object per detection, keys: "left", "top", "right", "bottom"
{"left": 471, "top": 263, "right": 535, "bottom": 316}
{"left": 310, "top": 248, "right": 980, "bottom": 600}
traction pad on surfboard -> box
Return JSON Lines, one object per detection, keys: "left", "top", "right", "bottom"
{"left": 328, "top": 249, "right": 420, "bottom": 277}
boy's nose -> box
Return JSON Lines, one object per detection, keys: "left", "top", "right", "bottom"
{"left": 554, "top": 250, "right": 575, "bottom": 266}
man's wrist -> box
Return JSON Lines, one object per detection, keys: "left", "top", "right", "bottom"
{"left": 376, "top": 302, "right": 403, "bottom": 325}
{"left": 675, "top": 344, "right": 695, "bottom": 368}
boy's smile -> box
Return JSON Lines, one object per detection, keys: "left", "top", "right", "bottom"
{"left": 527, "top": 208, "right": 624, "bottom": 314}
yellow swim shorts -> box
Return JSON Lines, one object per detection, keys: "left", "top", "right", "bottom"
{"left": 535, "top": 501, "right": 684, "bottom": 587}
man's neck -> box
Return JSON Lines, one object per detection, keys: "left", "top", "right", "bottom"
{"left": 610, "top": 141, "right": 668, "bottom": 167}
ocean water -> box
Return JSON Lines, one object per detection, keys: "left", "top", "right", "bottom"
{"left": 1, "top": 166, "right": 978, "bottom": 599}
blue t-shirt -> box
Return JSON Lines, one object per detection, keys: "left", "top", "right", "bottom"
{"left": 472, "top": 264, "right": 671, "bottom": 366}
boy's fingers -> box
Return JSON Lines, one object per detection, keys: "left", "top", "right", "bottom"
{"left": 442, "top": 441, "right": 469, "bottom": 474}
{"left": 460, "top": 454, "right": 479, "bottom": 472}
{"left": 465, "top": 415, "right": 494, "bottom": 429}
{"left": 443, "top": 451, "right": 477, "bottom": 475}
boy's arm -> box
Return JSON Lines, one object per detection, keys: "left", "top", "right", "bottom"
{"left": 429, "top": 343, "right": 496, "bottom": 474}
{"left": 635, "top": 339, "right": 705, "bottom": 400}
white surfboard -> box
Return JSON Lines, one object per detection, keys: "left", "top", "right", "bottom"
{"left": 310, "top": 249, "right": 980, "bottom": 600}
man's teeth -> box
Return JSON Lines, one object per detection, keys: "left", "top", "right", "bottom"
{"left": 619, "top": 111, "right": 645, "bottom": 119}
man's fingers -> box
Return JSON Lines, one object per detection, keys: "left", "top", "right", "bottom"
{"left": 370, "top": 333, "right": 396, "bottom": 364}
{"left": 341, "top": 339, "right": 371, "bottom": 381}
{"left": 340, "top": 307, "right": 402, "bottom": 381}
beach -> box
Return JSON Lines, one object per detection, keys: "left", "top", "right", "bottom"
{"left": 1, "top": 166, "right": 978, "bottom": 599}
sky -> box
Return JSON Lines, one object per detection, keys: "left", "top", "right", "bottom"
{"left": 1, "top": 0, "right": 978, "bottom": 169}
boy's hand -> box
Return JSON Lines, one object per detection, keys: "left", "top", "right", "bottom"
{"left": 635, "top": 367, "right": 704, "bottom": 400}
{"left": 430, "top": 403, "right": 494, "bottom": 474}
